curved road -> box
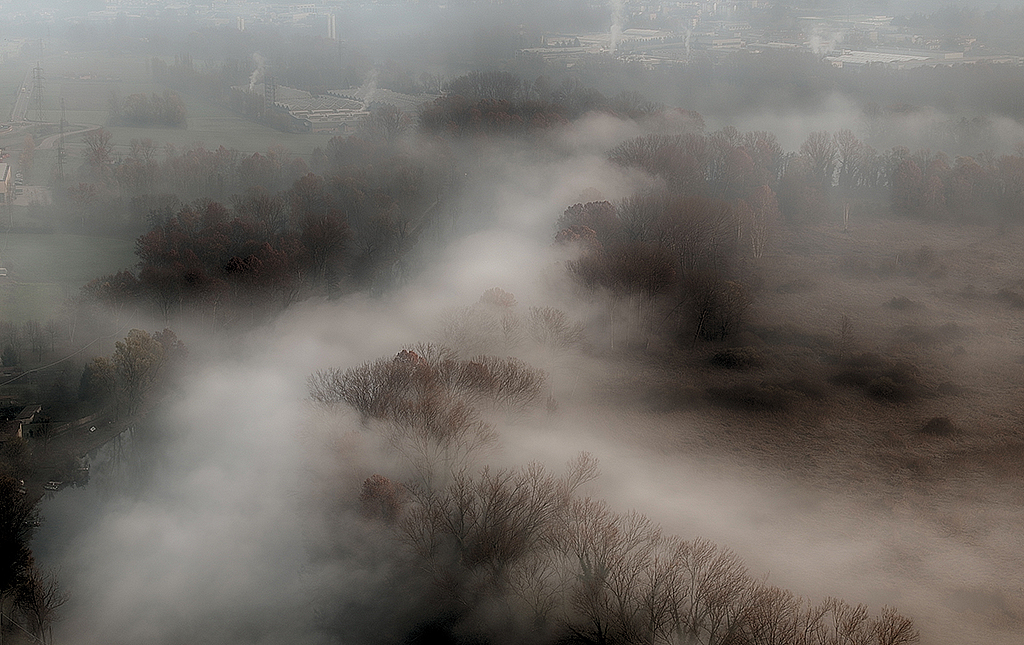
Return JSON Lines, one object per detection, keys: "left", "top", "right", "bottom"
{"left": 36, "top": 125, "right": 101, "bottom": 149}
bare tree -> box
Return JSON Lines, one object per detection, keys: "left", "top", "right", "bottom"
{"left": 800, "top": 131, "right": 838, "bottom": 188}
{"left": 834, "top": 129, "right": 864, "bottom": 193}
{"left": 43, "top": 320, "right": 61, "bottom": 353}
{"left": 745, "top": 185, "right": 781, "bottom": 260}
{"left": 22, "top": 320, "right": 45, "bottom": 362}
{"left": 82, "top": 128, "right": 114, "bottom": 179}
{"left": 527, "top": 307, "right": 585, "bottom": 355}
{"left": 16, "top": 566, "right": 68, "bottom": 645}
{"left": 361, "top": 103, "right": 410, "bottom": 145}
{"left": 400, "top": 455, "right": 598, "bottom": 605}
{"left": 682, "top": 271, "right": 750, "bottom": 345}
{"left": 439, "top": 290, "right": 523, "bottom": 357}
{"left": 384, "top": 390, "right": 497, "bottom": 487}
{"left": 837, "top": 314, "right": 854, "bottom": 363}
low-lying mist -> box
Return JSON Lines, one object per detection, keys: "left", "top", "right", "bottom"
{"left": 31, "top": 117, "right": 1024, "bottom": 645}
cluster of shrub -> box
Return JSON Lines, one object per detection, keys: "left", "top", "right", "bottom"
{"left": 107, "top": 90, "right": 188, "bottom": 128}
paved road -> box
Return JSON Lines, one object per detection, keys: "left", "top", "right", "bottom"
{"left": 8, "top": 67, "right": 34, "bottom": 123}
{"left": 37, "top": 125, "right": 100, "bottom": 149}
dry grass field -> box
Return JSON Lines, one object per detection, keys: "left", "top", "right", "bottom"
{"left": 563, "top": 216, "right": 1024, "bottom": 645}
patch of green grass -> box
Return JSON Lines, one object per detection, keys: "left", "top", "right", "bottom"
{"left": 0, "top": 282, "right": 65, "bottom": 323}
{"left": 0, "top": 232, "right": 135, "bottom": 321}
{"left": 0, "top": 233, "right": 136, "bottom": 282}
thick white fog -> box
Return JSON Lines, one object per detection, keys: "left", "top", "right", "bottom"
{"left": 30, "top": 119, "right": 1022, "bottom": 645}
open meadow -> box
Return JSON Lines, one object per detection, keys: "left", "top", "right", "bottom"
{"left": 32, "top": 52, "right": 328, "bottom": 156}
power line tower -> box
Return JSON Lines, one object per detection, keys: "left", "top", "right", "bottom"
{"left": 32, "top": 62, "right": 43, "bottom": 122}
{"left": 56, "top": 98, "right": 66, "bottom": 184}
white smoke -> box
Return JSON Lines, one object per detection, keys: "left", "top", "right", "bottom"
{"left": 609, "top": 0, "right": 624, "bottom": 54}
{"left": 249, "top": 52, "right": 266, "bottom": 93}
{"left": 807, "top": 26, "right": 845, "bottom": 56}
{"left": 358, "top": 69, "right": 379, "bottom": 105}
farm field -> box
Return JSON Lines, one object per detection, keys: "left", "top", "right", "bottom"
{"left": 1, "top": 51, "right": 329, "bottom": 174}
{"left": 0, "top": 232, "right": 136, "bottom": 322}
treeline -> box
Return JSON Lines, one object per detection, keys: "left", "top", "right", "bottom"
{"left": 305, "top": 340, "right": 919, "bottom": 644}
{"left": 418, "top": 70, "right": 666, "bottom": 137}
{"left": 608, "top": 126, "right": 1024, "bottom": 225}
{"left": 72, "top": 112, "right": 1024, "bottom": 330}
{"left": 107, "top": 90, "right": 187, "bottom": 128}
{"left": 0, "top": 320, "right": 62, "bottom": 368}
{"left": 887, "top": 148, "right": 1024, "bottom": 221}
{"left": 90, "top": 197, "right": 340, "bottom": 319}
{"left": 151, "top": 53, "right": 254, "bottom": 105}
{"left": 419, "top": 95, "right": 569, "bottom": 137}
{"left": 61, "top": 124, "right": 450, "bottom": 246}
{"left": 82, "top": 136, "right": 452, "bottom": 319}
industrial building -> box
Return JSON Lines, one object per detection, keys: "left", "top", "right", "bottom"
{"left": 0, "top": 163, "right": 11, "bottom": 205}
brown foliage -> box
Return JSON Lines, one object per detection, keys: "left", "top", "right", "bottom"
{"left": 360, "top": 474, "right": 405, "bottom": 522}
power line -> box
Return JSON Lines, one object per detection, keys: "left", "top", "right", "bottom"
{"left": 0, "top": 309, "right": 139, "bottom": 388}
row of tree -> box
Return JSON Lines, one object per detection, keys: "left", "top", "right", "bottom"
{"left": 0, "top": 320, "right": 63, "bottom": 367}
{"left": 609, "top": 126, "right": 1024, "bottom": 225}
{"left": 63, "top": 123, "right": 453, "bottom": 235}
{"left": 84, "top": 197, "right": 341, "bottom": 321}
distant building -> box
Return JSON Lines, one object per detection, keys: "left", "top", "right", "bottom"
{"left": 0, "top": 405, "right": 39, "bottom": 443}
{"left": 824, "top": 48, "right": 964, "bottom": 69}
{"left": 327, "top": 13, "right": 336, "bottom": 40}
{"left": 0, "top": 163, "right": 10, "bottom": 205}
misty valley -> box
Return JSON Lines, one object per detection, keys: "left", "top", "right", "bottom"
{"left": 1, "top": 1, "right": 1024, "bottom": 644}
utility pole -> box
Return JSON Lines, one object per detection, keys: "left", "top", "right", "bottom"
{"left": 56, "top": 98, "right": 66, "bottom": 184}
